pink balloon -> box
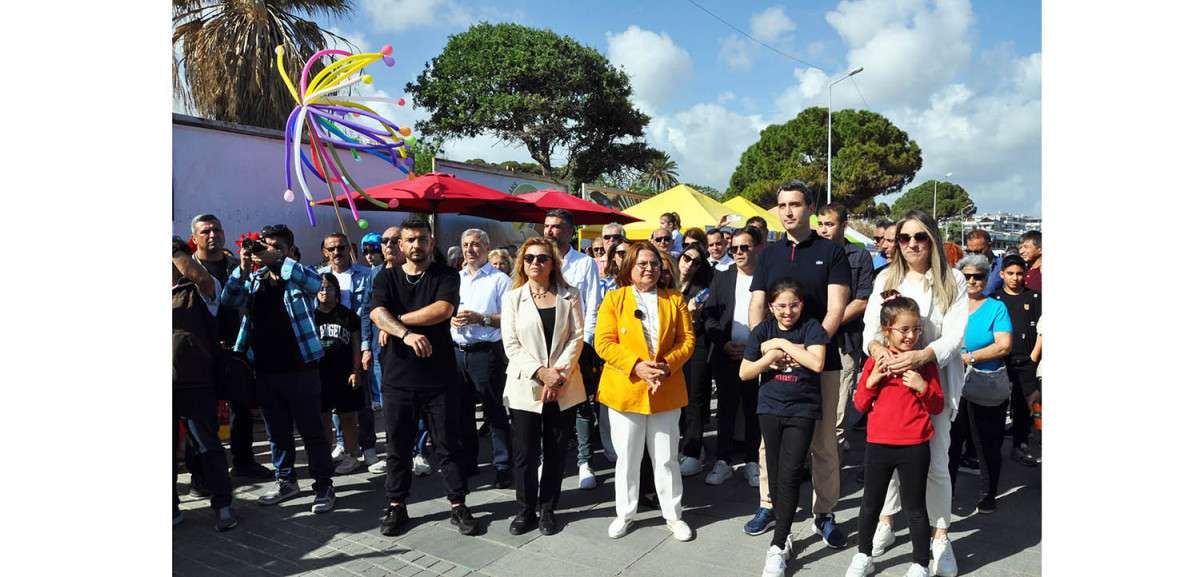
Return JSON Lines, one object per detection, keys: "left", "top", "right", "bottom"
{"left": 380, "top": 44, "right": 394, "bottom": 56}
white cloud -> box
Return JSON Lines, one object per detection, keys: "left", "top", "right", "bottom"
{"left": 362, "top": 0, "right": 471, "bottom": 32}
{"left": 750, "top": 6, "right": 797, "bottom": 43}
{"left": 717, "top": 91, "right": 736, "bottom": 104}
{"left": 718, "top": 36, "right": 753, "bottom": 71}
{"left": 646, "top": 103, "right": 768, "bottom": 189}
{"left": 606, "top": 26, "right": 692, "bottom": 114}
{"left": 774, "top": 67, "right": 831, "bottom": 119}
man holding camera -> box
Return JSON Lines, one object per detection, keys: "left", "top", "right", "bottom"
{"left": 221, "top": 224, "right": 336, "bottom": 514}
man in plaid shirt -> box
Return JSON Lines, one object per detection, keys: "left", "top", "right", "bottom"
{"left": 221, "top": 224, "right": 336, "bottom": 514}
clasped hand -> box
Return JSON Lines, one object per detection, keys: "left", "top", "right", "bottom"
{"left": 536, "top": 367, "right": 565, "bottom": 402}
{"left": 761, "top": 338, "right": 801, "bottom": 370}
{"left": 634, "top": 360, "right": 671, "bottom": 394}
{"left": 450, "top": 309, "right": 483, "bottom": 328}
{"left": 876, "top": 346, "right": 923, "bottom": 376}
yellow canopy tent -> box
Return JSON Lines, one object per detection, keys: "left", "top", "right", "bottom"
{"left": 722, "top": 196, "right": 785, "bottom": 232}
{"left": 582, "top": 184, "right": 744, "bottom": 240}
{"left": 765, "top": 206, "right": 871, "bottom": 247}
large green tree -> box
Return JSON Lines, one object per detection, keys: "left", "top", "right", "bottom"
{"left": 172, "top": 0, "right": 353, "bottom": 129}
{"left": 891, "top": 180, "right": 977, "bottom": 221}
{"left": 407, "top": 23, "right": 651, "bottom": 186}
{"left": 726, "top": 107, "right": 922, "bottom": 212}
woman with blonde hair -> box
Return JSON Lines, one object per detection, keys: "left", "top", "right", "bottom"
{"left": 500, "top": 237, "right": 586, "bottom": 536}
{"left": 862, "top": 210, "right": 968, "bottom": 577}
{"left": 595, "top": 240, "right": 696, "bottom": 542}
{"left": 488, "top": 249, "right": 513, "bottom": 275}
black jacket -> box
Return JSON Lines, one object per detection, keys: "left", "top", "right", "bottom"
{"left": 703, "top": 267, "right": 741, "bottom": 368}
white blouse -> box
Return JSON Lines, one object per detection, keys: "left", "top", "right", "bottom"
{"left": 633, "top": 286, "right": 659, "bottom": 358}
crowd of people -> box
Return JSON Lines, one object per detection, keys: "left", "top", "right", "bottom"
{"left": 172, "top": 180, "right": 1042, "bottom": 577}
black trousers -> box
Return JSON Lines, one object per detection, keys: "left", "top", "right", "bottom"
{"left": 714, "top": 360, "right": 759, "bottom": 462}
{"left": 858, "top": 442, "right": 931, "bottom": 566}
{"left": 949, "top": 400, "right": 1007, "bottom": 499}
{"left": 456, "top": 343, "right": 512, "bottom": 472}
{"left": 1006, "top": 357, "right": 1038, "bottom": 447}
{"left": 759, "top": 413, "right": 816, "bottom": 550}
{"left": 680, "top": 339, "right": 711, "bottom": 459}
{"left": 382, "top": 387, "right": 468, "bottom": 504}
{"left": 174, "top": 387, "right": 233, "bottom": 509}
{"left": 510, "top": 403, "right": 576, "bottom": 515}
{"left": 228, "top": 400, "right": 257, "bottom": 464}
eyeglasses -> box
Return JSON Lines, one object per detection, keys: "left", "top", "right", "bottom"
{"left": 615, "top": 249, "right": 627, "bottom": 258}
{"left": 603, "top": 234, "right": 624, "bottom": 241}
{"left": 897, "top": 232, "right": 931, "bottom": 244}
{"left": 680, "top": 253, "right": 696, "bottom": 264}
{"left": 729, "top": 244, "right": 753, "bottom": 254}
{"left": 887, "top": 326, "right": 923, "bottom": 337}
{"left": 652, "top": 235, "right": 672, "bottom": 243}
{"left": 963, "top": 272, "right": 988, "bottom": 282}
{"left": 523, "top": 254, "right": 552, "bottom": 265}
{"left": 324, "top": 245, "right": 348, "bottom": 253}
{"left": 380, "top": 237, "right": 400, "bottom": 246}
{"left": 593, "top": 247, "right": 606, "bottom": 255}
{"left": 635, "top": 260, "right": 661, "bottom": 269}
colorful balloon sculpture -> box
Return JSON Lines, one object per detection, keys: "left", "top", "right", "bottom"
{"left": 276, "top": 44, "right": 414, "bottom": 230}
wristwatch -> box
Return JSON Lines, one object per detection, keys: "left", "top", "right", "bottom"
{"left": 967, "top": 352, "right": 977, "bottom": 365}
{"left": 481, "top": 314, "right": 490, "bottom": 327}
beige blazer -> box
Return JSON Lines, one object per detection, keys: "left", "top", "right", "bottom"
{"left": 500, "top": 283, "right": 586, "bottom": 413}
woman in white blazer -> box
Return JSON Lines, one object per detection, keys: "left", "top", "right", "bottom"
{"left": 500, "top": 237, "right": 586, "bottom": 537}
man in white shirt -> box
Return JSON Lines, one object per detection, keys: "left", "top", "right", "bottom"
{"left": 706, "top": 229, "right": 733, "bottom": 271}
{"left": 543, "top": 209, "right": 606, "bottom": 489}
{"left": 451, "top": 229, "right": 514, "bottom": 489}
{"left": 594, "top": 222, "right": 626, "bottom": 276}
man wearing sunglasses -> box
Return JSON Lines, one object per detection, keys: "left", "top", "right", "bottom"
{"left": 706, "top": 229, "right": 733, "bottom": 271}
{"left": 964, "top": 229, "right": 1004, "bottom": 296}
{"left": 317, "top": 233, "right": 380, "bottom": 472}
{"left": 595, "top": 223, "right": 626, "bottom": 276}
{"left": 651, "top": 227, "right": 678, "bottom": 258}
{"left": 872, "top": 219, "right": 896, "bottom": 272}
{"left": 749, "top": 180, "right": 852, "bottom": 550}
{"left": 221, "top": 224, "right": 337, "bottom": 514}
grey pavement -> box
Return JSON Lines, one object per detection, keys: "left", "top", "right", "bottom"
{"left": 174, "top": 404, "right": 1041, "bottom": 577}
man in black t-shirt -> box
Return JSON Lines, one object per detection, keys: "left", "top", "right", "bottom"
{"left": 189, "top": 214, "right": 273, "bottom": 481}
{"left": 748, "top": 181, "right": 851, "bottom": 549}
{"left": 993, "top": 254, "right": 1041, "bottom": 467}
{"left": 370, "top": 217, "right": 480, "bottom": 537}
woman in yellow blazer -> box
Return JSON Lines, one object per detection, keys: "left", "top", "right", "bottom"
{"left": 500, "top": 238, "right": 586, "bottom": 537}
{"left": 596, "top": 241, "right": 696, "bottom": 542}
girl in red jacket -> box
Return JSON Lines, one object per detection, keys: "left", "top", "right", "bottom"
{"left": 845, "top": 290, "right": 944, "bottom": 577}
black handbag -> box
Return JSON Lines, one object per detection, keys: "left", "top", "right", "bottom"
{"left": 215, "top": 348, "right": 256, "bottom": 406}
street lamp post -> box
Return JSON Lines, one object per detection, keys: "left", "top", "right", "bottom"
{"left": 827, "top": 66, "right": 864, "bottom": 206}
{"left": 932, "top": 171, "right": 952, "bottom": 230}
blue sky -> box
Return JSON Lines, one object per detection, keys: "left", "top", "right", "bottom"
{"left": 183, "top": 0, "right": 1041, "bottom": 215}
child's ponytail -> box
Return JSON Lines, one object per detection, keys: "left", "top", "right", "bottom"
{"left": 879, "top": 289, "right": 920, "bottom": 328}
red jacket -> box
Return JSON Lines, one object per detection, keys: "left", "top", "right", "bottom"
{"left": 854, "top": 357, "right": 944, "bottom": 445}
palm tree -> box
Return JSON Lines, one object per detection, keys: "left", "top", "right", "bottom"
{"left": 173, "top": 1, "right": 354, "bottom": 130}
{"left": 641, "top": 153, "right": 680, "bottom": 193}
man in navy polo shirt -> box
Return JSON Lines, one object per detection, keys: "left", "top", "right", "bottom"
{"left": 748, "top": 180, "right": 851, "bottom": 549}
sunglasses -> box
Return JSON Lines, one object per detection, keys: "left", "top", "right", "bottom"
{"left": 652, "top": 236, "right": 672, "bottom": 243}
{"left": 324, "top": 245, "right": 348, "bottom": 253}
{"left": 897, "top": 232, "right": 931, "bottom": 244}
{"left": 615, "top": 249, "right": 627, "bottom": 258}
{"left": 873, "top": 236, "right": 884, "bottom": 242}
{"left": 729, "top": 244, "right": 753, "bottom": 254}
{"left": 380, "top": 237, "right": 400, "bottom": 246}
{"left": 963, "top": 272, "right": 988, "bottom": 282}
{"left": 523, "top": 254, "right": 552, "bottom": 265}
{"left": 680, "top": 253, "right": 696, "bottom": 264}
{"left": 603, "top": 234, "right": 624, "bottom": 241}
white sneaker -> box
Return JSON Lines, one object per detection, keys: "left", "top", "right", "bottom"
{"left": 744, "top": 462, "right": 761, "bottom": 487}
{"left": 362, "top": 448, "right": 379, "bottom": 467}
{"left": 367, "top": 458, "right": 387, "bottom": 474}
{"left": 680, "top": 456, "right": 703, "bottom": 477}
{"left": 608, "top": 518, "right": 632, "bottom": 539}
{"left": 334, "top": 457, "right": 360, "bottom": 475}
{"left": 579, "top": 464, "right": 597, "bottom": 490}
{"left": 761, "top": 539, "right": 791, "bottom": 577}
{"left": 871, "top": 522, "right": 895, "bottom": 556}
{"left": 845, "top": 552, "right": 875, "bottom": 577}
{"left": 412, "top": 454, "right": 432, "bottom": 476}
{"left": 330, "top": 444, "right": 347, "bottom": 462}
{"left": 905, "top": 563, "right": 930, "bottom": 577}
{"left": 666, "top": 519, "right": 693, "bottom": 541}
{"left": 705, "top": 460, "right": 733, "bottom": 485}
{"left": 930, "top": 536, "right": 958, "bottom": 577}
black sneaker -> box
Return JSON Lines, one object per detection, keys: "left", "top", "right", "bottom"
{"left": 449, "top": 505, "right": 481, "bottom": 536}
{"left": 538, "top": 509, "right": 558, "bottom": 536}
{"left": 494, "top": 468, "right": 513, "bottom": 490}
{"left": 813, "top": 514, "right": 848, "bottom": 549}
{"left": 1012, "top": 444, "right": 1039, "bottom": 467}
{"left": 188, "top": 481, "right": 211, "bottom": 498}
{"left": 380, "top": 504, "right": 410, "bottom": 536}
{"left": 231, "top": 462, "right": 274, "bottom": 480}
{"left": 214, "top": 506, "right": 239, "bottom": 532}
{"left": 509, "top": 512, "right": 536, "bottom": 535}
{"left": 976, "top": 495, "right": 997, "bottom": 514}
{"left": 960, "top": 456, "right": 981, "bottom": 475}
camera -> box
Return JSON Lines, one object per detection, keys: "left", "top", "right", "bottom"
{"left": 242, "top": 238, "right": 268, "bottom": 253}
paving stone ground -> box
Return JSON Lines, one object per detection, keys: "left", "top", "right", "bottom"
{"left": 174, "top": 402, "right": 1041, "bottom": 577}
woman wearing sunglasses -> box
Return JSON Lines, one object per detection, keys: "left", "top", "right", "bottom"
{"left": 499, "top": 237, "right": 586, "bottom": 536}
{"left": 947, "top": 253, "right": 1012, "bottom": 516}
{"left": 862, "top": 210, "right": 968, "bottom": 577}
{"left": 676, "top": 244, "right": 715, "bottom": 477}
{"left": 595, "top": 240, "right": 696, "bottom": 542}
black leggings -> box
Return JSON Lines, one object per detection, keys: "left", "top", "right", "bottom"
{"left": 858, "top": 442, "right": 931, "bottom": 566}
{"left": 759, "top": 413, "right": 816, "bottom": 549}
{"left": 679, "top": 339, "right": 711, "bottom": 459}
{"left": 949, "top": 400, "right": 1007, "bottom": 498}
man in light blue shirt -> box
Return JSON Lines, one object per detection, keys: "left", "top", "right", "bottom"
{"left": 451, "top": 228, "right": 514, "bottom": 488}
{"left": 965, "top": 229, "right": 1005, "bottom": 296}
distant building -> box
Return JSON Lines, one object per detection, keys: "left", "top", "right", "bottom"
{"left": 958, "top": 211, "right": 1041, "bottom": 252}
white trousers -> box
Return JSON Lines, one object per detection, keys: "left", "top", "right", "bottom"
{"left": 881, "top": 405, "right": 953, "bottom": 528}
{"left": 607, "top": 407, "right": 684, "bottom": 522}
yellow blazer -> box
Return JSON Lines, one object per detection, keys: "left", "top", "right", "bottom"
{"left": 595, "top": 285, "right": 695, "bottom": 414}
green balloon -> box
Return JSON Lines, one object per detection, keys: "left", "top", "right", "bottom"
{"left": 357, "top": 218, "right": 369, "bottom": 229}
{"left": 404, "top": 135, "right": 417, "bottom": 147}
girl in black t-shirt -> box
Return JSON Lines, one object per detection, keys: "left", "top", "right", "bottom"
{"left": 738, "top": 279, "right": 829, "bottom": 577}
{"left": 315, "top": 273, "right": 364, "bottom": 475}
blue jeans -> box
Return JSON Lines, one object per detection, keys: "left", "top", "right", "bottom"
{"left": 257, "top": 368, "right": 334, "bottom": 492}
{"left": 455, "top": 343, "right": 511, "bottom": 471}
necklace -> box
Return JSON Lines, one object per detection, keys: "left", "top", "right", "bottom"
{"left": 530, "top": 284, "right": 550, "bottom": 299}
{"left": 403, "top": 268, "right": 426, "bottom": 285}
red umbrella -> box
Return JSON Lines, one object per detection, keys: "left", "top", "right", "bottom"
{"left": 314, "top": 172, "right": 544, "bottom": 222}
{"left": 516, "top": 189, "right": 642, "bottom": 226}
